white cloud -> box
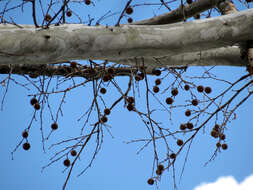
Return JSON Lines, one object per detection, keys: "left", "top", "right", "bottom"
{"left": 194, "top": 175, "right": 253, "bottom": 190}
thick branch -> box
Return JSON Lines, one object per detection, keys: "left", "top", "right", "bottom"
{"left": 132, "top": 0, "right": 225, "bottom": 25}
{"left": 0, "top": 9, "right": 253, "bottom": 66}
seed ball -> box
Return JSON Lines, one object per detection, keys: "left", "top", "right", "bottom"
{"left": 152, "top": 69, "right": 161, "bottom": 76}
{"left": 180, "top": 124, "right": 186, "bottom": 130}
{"left": 22, "top": 131, "right": 29, "bottom": 138}
{"left": 127, "top": 104, "right": 134, "bottom": 111}
{"left": 45, "top": 14, "right": 52, "bottom": 22}
{"left": 51, "top": 122, "right": 58, "bottom": 130}
{"left": 153, "top": 86, "right": 159, "bottom": 93}
{"left": 155, "top": 79, "right": 161, "bottom": 85}
{"left": 219, "top": 134, "right": 226, "bottom": 140}
{"left": 127, "top": 17, "right": 133, "bottom": 23}
{"left": 170, "top": 153, "right": 176, "bottom": 159}
{"left": 197, "top": 85, "right": 204, "bottom": 92}
{"left": 85, "top": 0, "right": 91, "bottom": 5}
{"left": 187, "top": 0, "right": 192, "bottom": 4}
{"left": 184, "top": 84, "right": 190, "bottom": 91}
{"left": 71, "top": 150, "right": 77, "bottom": 157}
{"left": 66, "top": 10, "right": 72, "bottom": 17}
{"left": 185, "top": 110, "right": 191, "bottom": 117}
{"left": 127, "top": 97, "right": 135, "bottom": 104}
{"left": 100, "top": 116, "right": 108, "bottom": 123}
{"left": 63, "top": 159, "right": 71, "bottom": 167}
{"left": 221, "top": 143, "right": 228, "bottom": 150}
{"left": 103, "top": 75, "right": 110, "bottom": 82}
{"left": 158, "top": 164, "right": 164, "bottom": 171}
{"left": 216, "top": 142, "right": 221, "bottom": 148}
{"left": 23, "top": 142, "right": 31, "bottom": 150}
{"left": 156, "top": 169, "right": 162, "bottom": 175}
{"left": 104, "top": 108, "right": 111, "bottom": 115}
{"left": 126, "top": 7, "right": 133, "bottom": 15}
{"left": 204, "top": 86, "right": 212, "bottom": 94}
{"left": 166, "top": 97, "right": 174, "bottom": 105}
{"left": 107, "top": 68, "right": 114, "bottom": 75}
{"left": 171, "top": 88, "right": 178, "bottom": 96}
{"left": 70, "top": 61, "right": 77, "bottom": 68}
{"left": 177, "top": 139, "right": 184, "bottom": 146}
{"left": 213, "top": 124, "right": 220, "bottom": 131}
{"left": 100, "top": 88, "right": 106, "bottom": 94}
{"left": 192, "top": 99, "right": 198, "bottom": 106}
{"left": 211, "top": 130, "right": 219, "bottom": 138}
{"left": 186, "top": 122, "right": 194, "bottom": 129}
{"left": 147, "top": 178, "right": 154, "bottom": 185}
{"left": 34, "top": 103, "right": 40, "bottom": 110}
{"left": 30, "top": 98, "right": 38, "bottom": 106}
{"left": 194, "top": 14, "right": 200, "bottom": 19}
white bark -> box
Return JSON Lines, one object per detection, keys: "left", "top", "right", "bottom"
{"left": 0, "top": 9, "right": 253, "bottom": 67}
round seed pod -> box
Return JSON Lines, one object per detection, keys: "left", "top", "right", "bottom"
{"left": 152, "top": 69, "right": 161, "bottom": 76}
{"left": 177, "top": 139, "right": 183, "bottom": 146}
{"left": 70, "top": 61, "right": 77, "bottom": 68}
{"left": 192, "top": 99, "right": 198, "bottom": 106}
{"left": 127, "top": 97, "right": 135, "bottom": 104}
{"left": 170, "top": 153, "right": 176, "bottom": 159}
{"left": 171, "top": 88, "right": 178, "bottom": 96}
{"left": 147, "top": 178, "right": 154, "bottom": 185}
{"left": 71, "top": 150, "right": 77, "bottom": 157}
{"left": 185, "top": 110, "right": 191, "bottom": 117}
{"left": 104, "top": 108, "right": 111, "bottom": 115}
{"left": 221, "top": 143, "right": 228, "bottom": 150}
{"left": 85, "top": 0, "right": 91, "bottom": 5}
{"left": 44, "top": 14, "right": 52, "bottom": 22}
{"left": 51, "top": 122, "right": 58, "bottom": 130}
{"left": 155, "top": 79, "right": 161, "bottom": 85}
{"left": 127, "top": 17, "right": 133, "bottom": 23}
{"left": 184, "top": 84, "right": 190, "bottom": 91}
{"left": 153, "top": 86, "right": 159, "bottom": 93}
{"left": 30, "top": 98, "right": 38, "bottom": 106}
{"left": 211, "top": 130, "right": 219, "bottom": 138}
{"left": 127, "top": 104, "right": 134, "bottom": 111}
{"left": 100, "top": 88, "right": 107, "bottom": 94}
{"left": 180, "top": 124, "right": 186, "bottom": 130}
{"left": 100, "top": 116, "right": 108, "bottom": 123}
{"left": 186, "top": 122, "right": 194, "bottom": 129}
{"left": 216, "top": 142, "right": 221, "bottom": 148}
{"left": 158, "top": 164, "right": 164, "bottom": 171}
{"left": 166, "top": 97, "right": 174, "bottom": 105}
{"left": 34, "top": 103, "right": 40, "bottom": 110}
{"left": 156, "top": 169, "right": 162, "bottom": 175}
{"left": 66, "top": 10, "right": 72, "bottom": 17}
{"left": 126, "top": 7, "right": 133, "bottom": 15}
{"left": 63, "top": 159, "right": 71, "bottom": 167}
{"left": 23, "top": 142, "right": 31, "bottom": 150}
{"left": 197, "top": 85, "right": 204, "bottom": 92}
{"left": 204, "top": 86, "right": 212, "bottom": 94}
{"left": 22, "top": 131, "right": 29, "bottom": 138}
{"left": 219, "top": 134, "right": 226, "bottom": 140}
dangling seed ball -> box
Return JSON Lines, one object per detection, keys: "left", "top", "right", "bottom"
{"left": 156, "top": 169, "right": 162, "bottom": 175}
{"left": 155, "top": 79, "right": 161, "bottom": 85}
{"left": 184, "top": 84, "right": 190, "bottom": 91}
{"left": 166, "top": 97, "right": 174, "bottom": 105}
{"left": 221, "top": 143, "right": 228, "bottom": 150}
{"left": 180, "top": 124, "right": 186, "bottom": 130}
{"left": 213, "top": 124, "right": 220, "bottom": 131}
{"left": 104, "top": 108, "right": 111, "bottom": 115}
{"left": 186, "top": 122, "right": 194, "bottom": 129}
{"left": 107, "top": 68, "right": 114, "bottom": 75}
{"left": 185, "top": 110, "right": 191, "bottom": 117}
{"left": 152, "top": 69, "right": 161, "bottom": 76}
{"left": 23, "top": 142, "right": 31, "bottom": 151}
{"left": 45, "top": 14, "right": 52, "bottom": 22}
{"left": 153, "top": 86, "right": 159, "bottom": 93}
{"left": 85, "top": 0, "right": 91, "bottom": 5}
{"left": 157, "top": 164, "right": 164, "bottom": 171}
{"left": 103, "top": 75, "right": 110, "bottom": 82}
{"left": 51, "top": 122, "right": 58, "bottom": 130}
{"left": 126, "top": 7, "right": 133, "bottom": 15}
{"left": 100, "top": 88, "right": 106, "bottom": 94}
{"left": 66, "top": 10, "right": 72, "bottom": 17}
{"left": 100, "top": 116, "right": 108, "bottom": 123}
{"left": 211, "top": 130, "right": 219, "bottom": 138}
{"left": 216, "top": 142, "right": 221, "bottom": 148}
{"left": 177, "top": 139, "right": 183, "bottom": 146}
{"left": 127, "top": 104, "right": 134, "bottom": 111}
{"left": 128, "top": 17, "right": 133, "bottom": 23}
{"left": 192, "top": 99, "right": 198, "bottom": 106}
{"left": 147, "top": 178, "right": 154, "bottom": 185}
{"left": 63, "top": 159, "right": 71, "bottom": 167}
{"left": 22, "top": 131, "right": 29, "bottom": 138}
{"left": 170, "top": 153, "right": 176, "bottom": 159}
{"left": 171, "top": 88, "right": 178, "bottom": 96}
{"left": 219, "top": 134, "right": 226, "bottom": 140}
{"left": 30, "top": 97, "right": 38, "bottom": 106}
{"left": 197, "top": 85, "right": 204, "bottom": 93}
{"left": 204, "top": 86, "right": 212, "bottom": 94}
{"left": 34, "top": 103, "right": 40, "bottom": 110}
{"left": 70, "top": 61, "right": 77, "bottom": 68}
{"left": 71, "top": 150, "right": 77, "bottom": 157}
{"left": 127, "top": 97, "right": 135, "bottom": 104}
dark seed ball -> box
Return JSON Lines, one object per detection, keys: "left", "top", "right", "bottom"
{"left": 170, "top": 153, "right": 176, "bottom": 159}
{"left": 221, "top": 143, "right": 228, "bottom": 150}
{"left": 197, "top": 85, "right": 204, "bottom": 92}
{"left": 127, "top": 97, "right": 135, "bottom": 104}
{"left": 155, "top": 79, "right": 161, "bottom": 85}
{"left": 216, "top": 142, "right": 221, "bottom": 148}
{"left": 219, "top": 134, "right": 226, "bottom": 140}
{"left": 185, "top": 110, "right": 191, "bottom": 117}
{"left": 166, "top": 97, "right": 174, "bottom": 105}
{"left": 187, "top": 0, "right": 192, "bottom": 4}
{"left": 70, "top": 61, "right": 77, "bottom": 68}
{"left": 85, "top": 0, "right": 91, "bottom": 5}
{"left": 30, "top": 98, "right": 38, "bottom": 106}
{"left": 213, "top": 124, "right": 220, "bottom": 131}
{"left": 177, "top": 139, "right": 184, "bottom": 146}
{"left": 180, "top": 124, "right": 186, "bottom": 130}
{"left": 186, "top": 122, "right": 194, "bottom": 129}
{"left": 156, "top": 169, "right": 162, "bottom": 175}
{"left": 103, "top": 75, "right": 110, "bottom": 82}
{"left": 51, "top": 122, "right": 58, "bottom": 130}
{"left": 204, "top": 86, "right": 212, "bottom": 94}
{"left": 171, "top": 88, "right": 178, "bottom": 96}
{"left": 45, "top": 14, "right": 52, "bottom": 22}
{"left": 127, "top": 104, "right": 134, "bottom": 111}
{"left": 66, "top": 10, "right": 72, "bottom": 17}
{"left": 107, "top": 68, "right": 114, "bottom": 75}
{"left": 152, "top": 69, "right": 161, "bottom": 76}
{"left": 126, "top": 7, "right": 133, "bottom": 15}
{"left": 100, "top": 116, "right": 108, "bottom": 123}
{"left": 153, "top": 86, "right": 159, "bottom": 93}
{"left": 63, "top": 159, "right": 71, "bottom": 167}
{"left": 71, "top": 150, "right": 77, "bottom": 157}
{"left": 147, "top": 178, "right": 154, "bottom": 185}
{"left": 34, "top": 103, "right": 40, "bottom": 110}
{"left": 192, "top": 99, "right": 198, "bottom": 106}
{"left": 211, "top": 130, "right": 219, "bottom": 138}
{"left": 184, "top": 84, "right": 190, "bottom": 91}
{"left": 100, "top": 88, "right": 106, "bottom": 94}
{"left": 23, "top": 142, "right": 31, "bottom": 150}
{"left": 22, "top": 131, "right": 29, "bottom": 138}
{"left": 128, "top": 17, "right": 133, "bottom": 23}
{"left": 104, "top": 108, "right": 111, "bottom": 115}
{"left": 157, "top": 164, "right": 164, "bottom": 171}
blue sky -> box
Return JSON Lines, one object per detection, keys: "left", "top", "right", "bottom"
{"left": 1, "top": 1, "right": 253, "bottom": 190}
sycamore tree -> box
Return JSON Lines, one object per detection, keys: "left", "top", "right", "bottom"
{"left": 0, "top": 0, "right": 253, "bottom": 189}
